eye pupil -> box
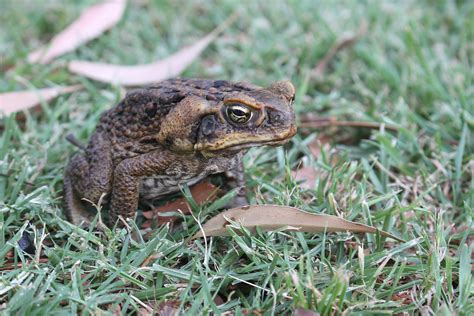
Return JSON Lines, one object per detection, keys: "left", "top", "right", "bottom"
{"left": 234, "top": 109, "right": 245, "bottom": 116}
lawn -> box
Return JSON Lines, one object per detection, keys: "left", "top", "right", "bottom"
{"left": 0, "top": 0, "right": 473, "bottom": 314}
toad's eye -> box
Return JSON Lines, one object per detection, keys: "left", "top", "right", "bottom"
{"left": 226, "top": 103, "right": 252, "bottom": 124}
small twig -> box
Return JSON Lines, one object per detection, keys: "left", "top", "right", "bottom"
{"left": 0, "top": 258, "right": 49, "bottom": 271}
{"left": 66, "top": 133, "right": 86, "bottom": 150}
{"left": 299, "top": 117, "right": 399, "bottom": 132}
{"left": 313, "top": 20, "right": 368, "bottom": 77}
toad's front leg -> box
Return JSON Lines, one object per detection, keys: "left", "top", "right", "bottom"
{"left": 109, "top": 150, "right": 173, "bottom": 226}
{"left": 223, "top": 154, "right": 248, "bottom": 208}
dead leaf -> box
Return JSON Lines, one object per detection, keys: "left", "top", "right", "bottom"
{"left": 141, "top": 182, "right": 220, "bottom": 227}
{"left": 291, "top": 166, "right": 319, "bottom": 190}
{"left": 28, "top": 0, "right": 127, "bottom": 64}
{"left": 192, "top": 205, "right": 403, "bottom": 242}
{"left": 0, "top": 85, "right": 82, "bottom": 116}
{"left": 68, "top": 14, "right": 237, "bottom": 86}
{"left": 313, "top": 20, "right": 367, "bottom": 77}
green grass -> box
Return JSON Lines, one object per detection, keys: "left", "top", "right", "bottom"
{"left": 1, "top": 0, "right": 473, "bottom": 314}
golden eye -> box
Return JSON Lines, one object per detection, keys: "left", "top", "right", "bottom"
{"left": 226, "top": 104, "right": 252, "bottom": 124}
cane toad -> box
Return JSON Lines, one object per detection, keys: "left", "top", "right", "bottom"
{"left": 64, "top": 78, "right": 297, "bottom": 226}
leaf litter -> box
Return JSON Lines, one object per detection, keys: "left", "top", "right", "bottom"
{"left": 68, "top": 14, "right": 238, "bottom": 86}
{"left": 192, "top": 205, "right": 403, "bottom": 242}
{"left": 0, "top": 85, "right": 82, "bottom": 117}
{"left": 141, "top": 182, "right": 220, "bottom": 228}
{"left": 28, "top": 0, "right": 127, "bottom": 64}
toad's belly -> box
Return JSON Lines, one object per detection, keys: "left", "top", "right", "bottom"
{"left": 138, "top": 153, "right": 241, "bottom": 200}
{"left": 139, "top": 174, "right": 207, "bottom": 200}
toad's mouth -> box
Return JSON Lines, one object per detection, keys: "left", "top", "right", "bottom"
{"left": 195, "top": 125, "right": 297, "bottom": 154}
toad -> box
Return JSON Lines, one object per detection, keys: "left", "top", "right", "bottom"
{"left": 64, "top": 79, "right": 297, "bottom": 226}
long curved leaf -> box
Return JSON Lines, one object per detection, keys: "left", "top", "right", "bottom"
{"left": 68, "top": 14, "right": 236, "bottom": 86}
{"left": 192, "top": 205, "right": 403, "bottom": 242}
{"left": 0, "top": 85, "right": 82, "bottom": 116}
{"left": 28, "top": 0, "right": 127, "bottom": 64}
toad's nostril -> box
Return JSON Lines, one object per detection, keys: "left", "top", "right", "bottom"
{"left": 271, "top": 113, "right": 282, "bottom": 123}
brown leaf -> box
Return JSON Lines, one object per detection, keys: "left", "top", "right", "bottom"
{"left": 0, "top": 85, "right": 82, "bottom": 116}
{"left": 291, "top": 166, "right": 319, "bottom": 190}
{"left": 192, "top": 205, "right": 403, "bottom": 241}
{"left": 68, "top": 14, "right": 237, "bottom": 86}
{"left": 28, "top": 0, "right": 127, "bottom": 64}
{"left": 141, "top": 182, "right": 220, "bottom": 226}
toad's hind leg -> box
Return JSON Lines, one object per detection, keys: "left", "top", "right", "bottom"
{"left": 63, "top": 132, "right": 113, "bottom": 226}
{"left": 63, "top": 175, "right": 94, "bottom": 225}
